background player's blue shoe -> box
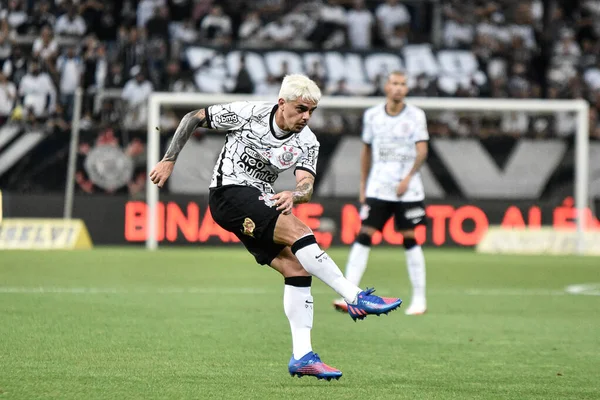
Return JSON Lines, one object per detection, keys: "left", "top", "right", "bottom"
{"left": 288, "top": 351, "right": 342, "bottom": 381}
{"left": 347, "top": 288, "right": 402, "bottom": 321}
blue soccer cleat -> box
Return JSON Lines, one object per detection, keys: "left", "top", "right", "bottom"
{"left": 347, "top": 288, "right": 402, "bottom": 321}
{"left": 288, "top": 351, "right": 342, "bottom": 381}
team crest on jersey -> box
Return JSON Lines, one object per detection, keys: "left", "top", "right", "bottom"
{"left": 400, "top": 122, "right": 412, "bottom": 134}
{"left": 278, "top": 146, "right": 299, "bottom": 166}
{"left": 214, "top": 112, "right": 239, "bottom": 125}
{"left": 242, "top": 217, "right": 256, "bottom": 237}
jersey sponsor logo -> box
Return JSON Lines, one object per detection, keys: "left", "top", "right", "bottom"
{"left": 238, "top": 148, "right": 278, "bottom": 183}
{"left": 303, "top": 148, "right": 317, "bottom": 167}
{"left": 378, "top": 148, "right": 414, "bottom": 162}
{"left": 242, "top": 147, "right": 265, "bottom": 161}
{"left": 214, "top": 112, "right": 239, "bottom": 125}
{"left": 242, "top": 217, "right": 255, "bottom": 237}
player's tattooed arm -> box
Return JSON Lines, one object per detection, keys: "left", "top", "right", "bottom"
{"left": 292, "top": 173, "right": 315, "bottom": 204}
{"left": 162, "top": 109, "right": 209, "bottom": 162}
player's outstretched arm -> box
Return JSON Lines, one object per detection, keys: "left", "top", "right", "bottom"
{"left": 162, "top": 109, "right": 209, "bottom": 162}
{"left": 149, "top": 108, "right": 209, "bottom": 188}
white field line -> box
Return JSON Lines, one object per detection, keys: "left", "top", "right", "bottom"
{"left": 0, "top": 287, "right": 270, "bottom": 294}
{"left": 463, "top": 289, "right": 566, "bottom": 296}
{"left": 564, "top": 283, "right": 600, "bottom": 296}
{"left": 0, "top": 286, "right": 596, "bottom": 296}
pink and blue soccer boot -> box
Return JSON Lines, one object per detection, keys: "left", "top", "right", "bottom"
{"left": 347, "top": 288, "right": 402, "bottom": 321}
{"left": 288, "top": 352, "right": 342, "bottom": 381}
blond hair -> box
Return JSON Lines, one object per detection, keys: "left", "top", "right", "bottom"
{"left": 278, "top": 74, "right": 322, "bottom": 103}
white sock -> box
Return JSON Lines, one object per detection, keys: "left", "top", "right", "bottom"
{"left": 293, "top": 237, "right": 361, "bottom": 304}
{"left": 284, "top": 285, "right": 313, "bottom": 359}
{"left": 405, "top": 245, "right": 426, "bottom": 305}
{"left": 345, "top": 242, "right": 371, "bottom": 287}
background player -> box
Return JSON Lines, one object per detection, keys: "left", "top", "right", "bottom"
{"left": 149, "top": 74, "right": 403, "bottom": 380}
{"left": 333, "top": 71, "right": 429, "bottom": 316}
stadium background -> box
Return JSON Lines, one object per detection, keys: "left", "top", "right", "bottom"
{"left": 1, "top": 0, "right": 599, "bottom": 247}
{"left": 1, "top": 1, "right": 600, "bottom": 399}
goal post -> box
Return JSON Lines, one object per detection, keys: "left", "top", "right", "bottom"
{"left": 146, "top": 94, "right": 590, "bottom": 253}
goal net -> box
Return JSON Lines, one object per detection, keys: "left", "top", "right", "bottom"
{"left": 146, "top": 94, "right": 592, "bottom": 254}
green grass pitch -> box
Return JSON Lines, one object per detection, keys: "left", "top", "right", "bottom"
{"left": 1, "top": 247, "right": 599, "bottom": 400}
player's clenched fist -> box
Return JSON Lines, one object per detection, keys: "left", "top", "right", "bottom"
{"left": 149, "top": 160, "right": 175, "bottom": 188}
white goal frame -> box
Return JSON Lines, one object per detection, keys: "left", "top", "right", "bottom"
{"left": 146, "top": 94, "right": 590, "bottom": 253}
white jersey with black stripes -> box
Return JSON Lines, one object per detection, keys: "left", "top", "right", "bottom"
{"left": 206, "top": 101, "right": 320, "bottom": 195}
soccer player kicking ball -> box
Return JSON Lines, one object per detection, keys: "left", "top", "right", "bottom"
{"left": 333, "top": 71, "right": 429, "bottom": 316}
{"left": 149, "top": 74, "right": 402, "bottom": 381}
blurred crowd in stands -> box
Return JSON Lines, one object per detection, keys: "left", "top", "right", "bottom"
{"left": 0, "top": 0, "right": 599, "bottom": 194}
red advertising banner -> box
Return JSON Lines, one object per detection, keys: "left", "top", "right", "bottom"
{"left": 123, "top": 197, "right": 600, "bottom": 247}
{"left": 3, "top": 193, "right": 598, "bottom": 247}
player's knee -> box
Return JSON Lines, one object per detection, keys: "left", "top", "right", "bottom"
{"left": 356, "top": 232, "right": 372, "bottom": 247}
{"left": 296, "top": 223, "right": 313, "bottom": 239}
{"left": 403, "top": 237, "right": 418, "bottom": 250}
{"left": 274, "top": 214, "right": 313, "bottom": 246}
{"left": 288, "top": 226, "right": 313, "bottom": 246}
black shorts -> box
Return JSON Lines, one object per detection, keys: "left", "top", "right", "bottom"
{"left": 208, "top": 185, "right": 285, "bottom": 266}
{"left": 361, "top": 198, "right": 427, "bottom": 231}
